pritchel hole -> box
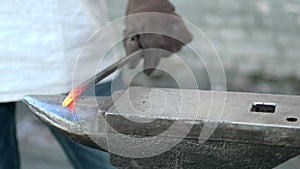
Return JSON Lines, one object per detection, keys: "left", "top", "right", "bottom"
{"left": 250, "top": 102, "right": 276, "bottom": 113}
{"left": 142, "top": 101, "right": 146, "bottom": 104}
{"left": 286, "top": 116, "right": 298, "bottom": 122}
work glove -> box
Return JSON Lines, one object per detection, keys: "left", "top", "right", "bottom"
{"left": 123, "top": 0, "right": 193, "bottom": 75}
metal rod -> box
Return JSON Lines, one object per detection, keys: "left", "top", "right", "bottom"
{"left": 80, "top": 51, "right": 139, "bottom": 90}
{"left": 62, "top": 50, "right": 142, "bottom": 107}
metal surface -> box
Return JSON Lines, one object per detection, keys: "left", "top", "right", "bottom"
{"left": 23, "top": 95, "right": 107, "bottom": 150}
{"left": 23, "top": 87, "right": 300, "bottom": 168}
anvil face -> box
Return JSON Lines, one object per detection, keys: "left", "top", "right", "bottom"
{"left": 23, "top": 87, "right": 300, "bottom": 168}
{"left": 23, "top": 87, "right": 300, "bottom": 144}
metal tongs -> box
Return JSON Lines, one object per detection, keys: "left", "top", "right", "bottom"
{"left": 62, "top": 51, "right": 141, "bottom": 108}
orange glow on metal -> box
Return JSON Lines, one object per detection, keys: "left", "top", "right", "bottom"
{"left": 62, "top": 88, "right": 83, "bottom": 108}
{"left": 68, "top": 100, "right": 75, "bottom": 112}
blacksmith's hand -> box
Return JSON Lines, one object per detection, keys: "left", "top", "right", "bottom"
{"left": 123, "top": 0, "right": 193, "bottom": 75}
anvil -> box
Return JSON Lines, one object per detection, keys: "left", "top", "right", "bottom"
{"left": 23, "top": 86, "right": 300, "bottom": 168}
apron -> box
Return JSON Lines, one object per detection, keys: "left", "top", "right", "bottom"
{"left": 0, "top": 0, "right": 120, "bottom": 102}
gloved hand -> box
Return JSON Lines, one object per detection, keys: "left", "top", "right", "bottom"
{"left": 123, "top": 0, "right": 193, "bottom": 75}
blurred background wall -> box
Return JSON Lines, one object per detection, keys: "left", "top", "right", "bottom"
{"left": 108, "top": 0, "right": 300, "bottom": 94}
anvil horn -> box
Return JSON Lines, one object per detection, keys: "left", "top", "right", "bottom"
{"left": 22, "top": 95, "right": 112, "bottom": 150}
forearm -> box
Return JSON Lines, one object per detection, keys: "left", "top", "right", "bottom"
{"left": 128, "top": 0, "right": 149, "bottom": 8}
{"left": 126, "top": 0, "right": 174, "bottom": 14}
